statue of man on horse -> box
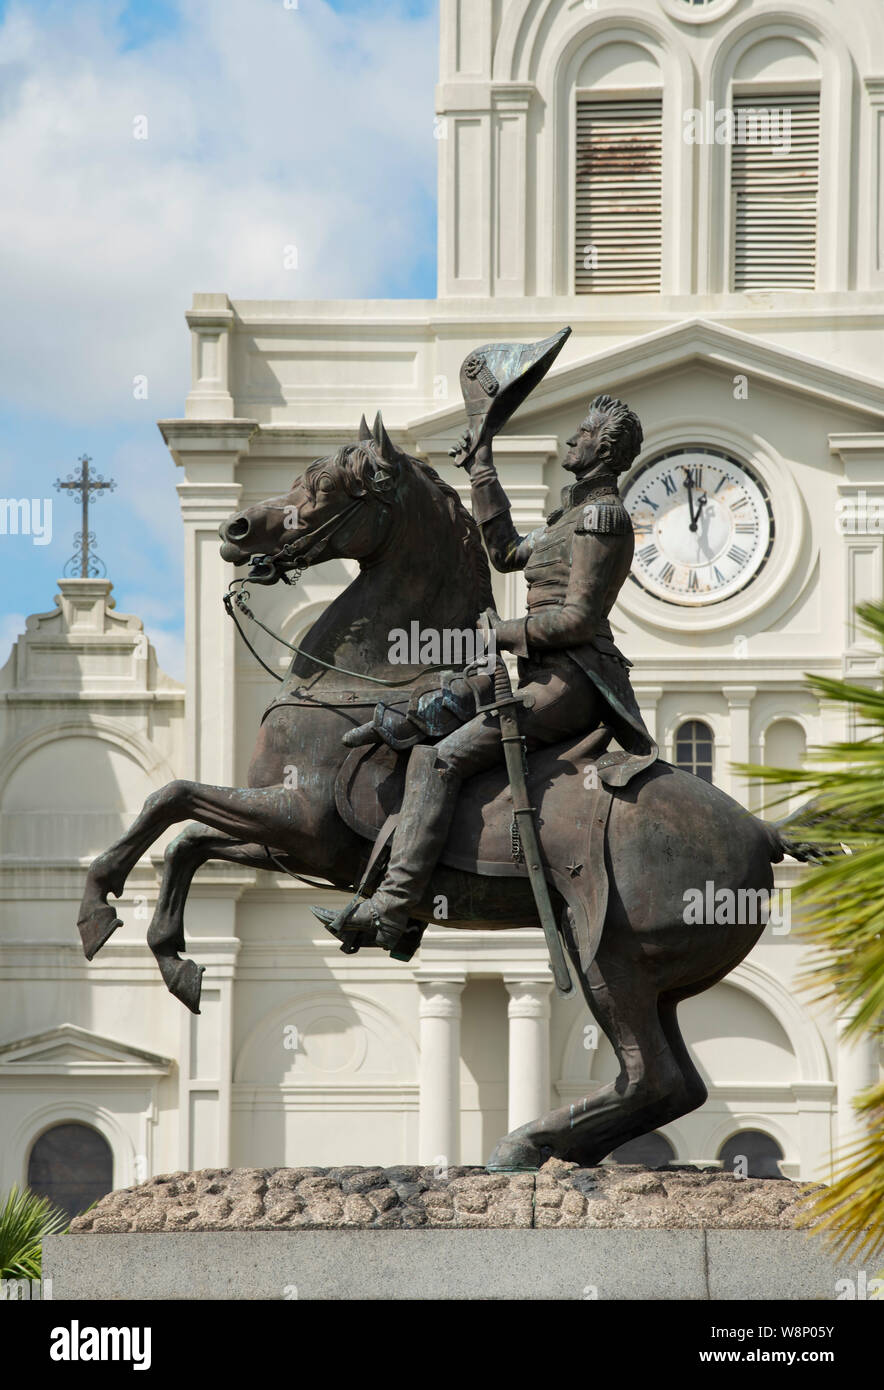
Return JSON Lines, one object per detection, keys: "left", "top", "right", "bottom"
{"left": 75, "top": 327, "right": 805, "bottom": 1170}
{"left": 328, "top": 331, "right": 658, "bottom": 964}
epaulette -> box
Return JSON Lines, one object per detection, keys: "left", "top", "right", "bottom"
{"left": 576, "top": 500, "right": 631, "bottom": 536}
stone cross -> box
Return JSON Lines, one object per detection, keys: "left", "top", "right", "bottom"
{"left": 55, "top": 455, "right": 115, "bottom": 578}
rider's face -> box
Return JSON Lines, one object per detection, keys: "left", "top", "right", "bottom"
{"left": 564, "top": 420, "right": 607, "bottom": 475}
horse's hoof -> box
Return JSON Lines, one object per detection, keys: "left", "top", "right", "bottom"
{"left": 486, "top": 1129, "right": 548, "bottom": 1173}
{"left": 77, "top": 904, "right": 123, "bottom": 960}
{"left": 157, "top": 956, "right": 205, "bottom": 1014}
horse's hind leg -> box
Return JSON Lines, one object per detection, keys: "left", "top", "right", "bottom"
{"left": 488, "top": 952, "right": 698, "bottom": 1170}
{"left": 657, "top": 991, "right": 708, "bottom": 1115}
{"left": 147, "top": 824, "right": 276, "bottom": 1013}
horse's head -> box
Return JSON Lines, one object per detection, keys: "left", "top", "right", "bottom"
{"left": 219, "top": 413, "right": 405, "bottom": 584}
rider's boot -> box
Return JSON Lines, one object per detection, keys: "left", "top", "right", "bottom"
{"left": 342, "top": 743, "right": 461, "bottom": 950}
{"left": 341, "top": 703, "right": 425, "bottom": 751}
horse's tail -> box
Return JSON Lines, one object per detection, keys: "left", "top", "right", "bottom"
{"left": 761, "top": 819, "right": 845, "bottom": 865}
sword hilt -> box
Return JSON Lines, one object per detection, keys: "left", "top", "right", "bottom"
{"left": 493, "top": 658, "right": 512, "bottom": 703}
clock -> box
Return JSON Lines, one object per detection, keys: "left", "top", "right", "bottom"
{"left": 622, "top": 448, "right": 774, "bottom": 606}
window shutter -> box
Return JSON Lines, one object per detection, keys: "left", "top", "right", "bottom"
{"left": 731, "top": 92, "right": 820, "bottom": 290}
{"left": 575, "top": 97, "right": 663, "bottom": 294}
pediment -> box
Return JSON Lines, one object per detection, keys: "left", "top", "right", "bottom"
{"left": 0, "top": 1024, "right": 173, "bottom": 1077}
{"left": 410, "top": 319, "right": 884, "bottom": 443}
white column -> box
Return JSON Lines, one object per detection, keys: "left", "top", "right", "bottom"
{"left": 418, "top": 978, "right": 465, "bottom": 1167}
{"left": 634, "top": 684, "right": 663, "bottom": 746}
{"left": 862, "top": 79, "right": 884, "bottom": 289}
{"left": 185, "top": 294, "right": 235, "bottom": 420}
{"left": 722, "top": 684, "right": 756, "bottom": 809}
{"left": 504, "top": 978, "right": 552, "bottom": 1131}
{"left": 836, "top": 1012, "right": 879, "bottom": 1158}
{"left": 491, "top": 86, "right": 534, "bottom": 296}
{"left": 159, "top": 422, "right": 256, "bottom": 782}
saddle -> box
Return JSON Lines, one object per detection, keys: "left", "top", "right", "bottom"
{"left": 334, "top": 728, "right": 632, "bottom": 972}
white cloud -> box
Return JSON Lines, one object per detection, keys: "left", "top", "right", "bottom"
{"left": 0, "top": 0, "right": 438, "bottom": 422}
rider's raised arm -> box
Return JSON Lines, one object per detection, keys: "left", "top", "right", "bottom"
{"left": 466, "top": 441, "right": 537, "bottom": 573}
{"left": 493, "top": 529, "right": 628, "bottom": 657}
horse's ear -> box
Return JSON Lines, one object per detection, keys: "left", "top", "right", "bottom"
{"left": 369, "top": 410, "right": 401, "bottom": 496}
{"left": 358, "top": 414, "right": 371, "bottom": 442}
{"left": 372, "top": 411, "right": 400, "bottom": 466}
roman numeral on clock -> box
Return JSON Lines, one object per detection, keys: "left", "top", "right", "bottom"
{"left": 734, "top": 524, "right": 756, "bottom": 534}
{"left": 661, "top": 474, "right": 677, "bottom": 497}
{"left": 638, "top": 543, "right": 659, "bottom": 564}
{"left": 659, "top": 562, "right": 675, "bottom": 584}
{"left": 727, "top": 546, "right": 748, "bottom": 565}
{"left": 688, "top": 571, "right": 699, "bottom": 592}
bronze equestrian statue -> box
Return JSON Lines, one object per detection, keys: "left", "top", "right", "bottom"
{"left": 326, "top": 385, "right": 658, "bottom": 959}
{"left": 76, "top": 331, "right": 798, "bottom": 1171}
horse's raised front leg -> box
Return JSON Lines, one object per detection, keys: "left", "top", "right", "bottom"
{"left": 77, "top": 780, "right": 299, "bottom": 961}
{"left": 147, "top": 824, "right": 279, "bottom": 1014}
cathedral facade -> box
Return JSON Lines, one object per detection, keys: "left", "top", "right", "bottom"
{"left": 2, "top": 0, "right": 883, "bottom": 1211}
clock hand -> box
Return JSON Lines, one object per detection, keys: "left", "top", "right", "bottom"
{"left": 685, "top": 474, "right": 699, "bottom": 531}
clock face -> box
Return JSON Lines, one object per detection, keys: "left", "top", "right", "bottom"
{"left": 623, "top": 449, "right": 774, "bottom": 606}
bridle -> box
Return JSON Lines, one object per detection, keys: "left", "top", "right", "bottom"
{"left": 222, "top": 490, "right": 448, "bottom": 687}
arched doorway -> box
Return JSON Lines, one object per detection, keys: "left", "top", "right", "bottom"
{"left": 718, "top": 1129, "right": 785, "bottom": 1179}
{"left": 608, "top": 1132, "right": 676, "bottom": 1169}
{"left": 27, "top": 1122, "right": 114, "bottom": 1221}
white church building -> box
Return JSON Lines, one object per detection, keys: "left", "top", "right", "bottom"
{"left": 2, "top": 0, "right": 883, "bottom": 1215}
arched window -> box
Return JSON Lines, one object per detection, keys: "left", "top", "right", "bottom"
{"left": 718, "top": 1130, "right": 784, "bottom": 1179}
{"left": 27, "top": 1123, "right": 113, "bottom": 1221}
{"left": 763, "top": 718, "right": 806, "bottom": 817}
{"left": 608, "top": 1132, "right": 675, "bottom": 1169}
{"left": 675, "top": 720, "right": 714, "bottom": 783}
{"left": 574, "top": 41, "right": 663, "bottom": 294}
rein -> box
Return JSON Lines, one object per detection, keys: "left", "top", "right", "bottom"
{"left": 222, "top": 496, "right": 450, "bottom": 687}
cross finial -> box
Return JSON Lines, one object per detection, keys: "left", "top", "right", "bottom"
{"left": 54, "top": 455, "right": 116, "bottom": 578}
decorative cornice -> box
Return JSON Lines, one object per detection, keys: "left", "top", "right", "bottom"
{"left": 407, "top": 319, "right": 884, "bottom": 441}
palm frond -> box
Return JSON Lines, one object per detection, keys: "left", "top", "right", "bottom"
{"left": 0, "top": 1185, "right": 69, "bottom": 1280}
{"left": 736, "top": 599, "right": 884, "bottom": 1261}
{"left": 794, "top": 1085, "right": 884, "bottom": 1263}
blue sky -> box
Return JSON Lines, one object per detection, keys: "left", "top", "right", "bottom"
{"left": 0, "top": 0, "right": 438, "bottom": 678}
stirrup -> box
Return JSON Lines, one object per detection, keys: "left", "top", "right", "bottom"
{"left": 310, "top": 901, "right": 426, "bottom": 961}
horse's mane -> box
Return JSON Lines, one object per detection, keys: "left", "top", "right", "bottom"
{"left": 409, "top": 455, "right": 495, "bottom": 615}
{"left": 305, "top": 443, "right": 494, "bottom": 615}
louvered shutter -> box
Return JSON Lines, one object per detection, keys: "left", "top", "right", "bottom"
{"left": 575, "top": 97, "right": 663, "bottom": 293}
{"left": 731, "top": 92, "right": 820, "bottom": 290}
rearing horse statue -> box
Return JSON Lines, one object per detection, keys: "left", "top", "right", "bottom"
{"left": 76, "top": 412, "right": 793, "bottom": 1171}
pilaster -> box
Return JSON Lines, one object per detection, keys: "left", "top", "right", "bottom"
{"left": 159, "top": 419, "right": 257, "bottom": 782}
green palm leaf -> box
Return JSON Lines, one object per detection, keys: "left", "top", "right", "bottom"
{"left": 738, "top": 599, "right": 884, "bottom": 1264}
{"left": 0, "top": 1186, "right": 69, "bottom": 1281}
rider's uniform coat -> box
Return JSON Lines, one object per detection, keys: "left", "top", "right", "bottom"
{"left": 470, "top": 466, "right": 658, "bottom": 787}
